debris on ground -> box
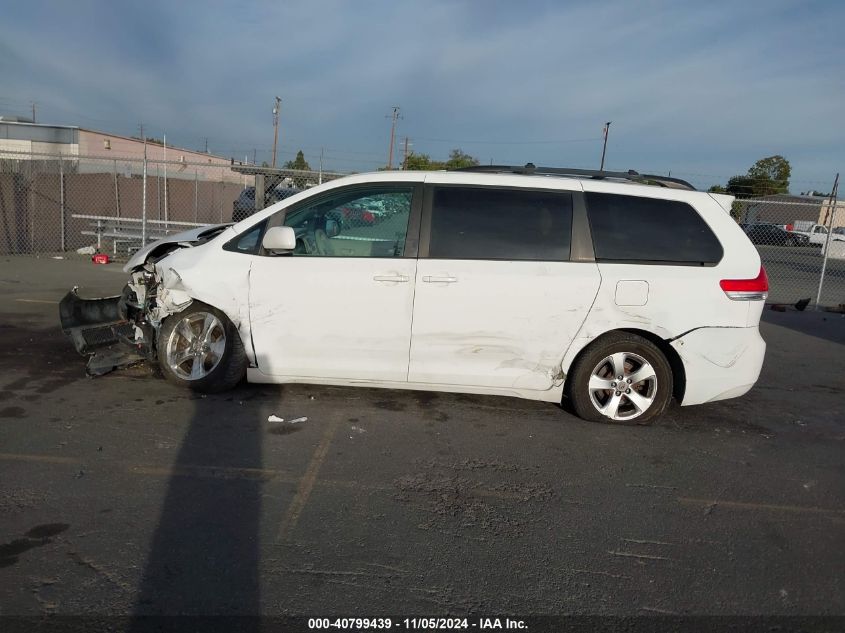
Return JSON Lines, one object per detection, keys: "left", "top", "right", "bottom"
{"left": 268, "top": 415, "right": 307, "bottom": 424}
{"left": 76, "top": 245, "right": 96, "bottom": 255}
{"left": 769, "top": 298, "right": 813, "bottom": 312}
{"left": 85, "top": 346, "right": 146, "bottom": 377}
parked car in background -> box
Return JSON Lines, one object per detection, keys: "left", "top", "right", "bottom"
{"left": 788, "top": 223, "right": 845, "bottom": 246}
{"left": 740, "top": 223, "right": 810, "bottom": 247}
{"left": 232, "top": 186, "right": 302, "bottom": 222}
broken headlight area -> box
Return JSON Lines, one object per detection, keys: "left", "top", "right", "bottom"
{"left": 59, "top": 267, "right": 167, "bottom": 377}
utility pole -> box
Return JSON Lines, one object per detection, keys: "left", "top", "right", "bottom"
{"left": 140, "top": 123, "right": 148, "bottom": 247}
{"left": 815, "top": 173, "right": 840, "bottom": 308}
{"left": 272, "top": 96, "right": 281, "bottom": 168}
{"left": 319, "top": 147, "right": 324, "bottom": 184}
{"left": 600, "top": 121, "right": 611, "bottom": 171}
{"left": 31, "top": 102, "right": 36, "bottom": 123}
{"left": 386, "top": 106, "right": 401, "bottom": 170}
{"left": 163, "top": 133, "right": 168, "bottom": 228}
{"left": 253, "top": 148, "right": 257, "bottom": 165}
{"left": 402, "top": 137, "right": 410, "bottom": 170}
{"left": 204, "top": 137, "right": 208, "bottom": 153}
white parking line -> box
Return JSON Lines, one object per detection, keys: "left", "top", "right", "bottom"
{"left": 15, "top": 299, "right": 58, "bottom": 304}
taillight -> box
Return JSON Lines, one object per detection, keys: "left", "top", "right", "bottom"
{"left": 720, "top": 266, "right": 769, "bottom": 301}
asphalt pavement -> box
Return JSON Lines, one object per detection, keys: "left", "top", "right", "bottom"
{"left": 0, "top": 256, "right": 843, "bottom": 619}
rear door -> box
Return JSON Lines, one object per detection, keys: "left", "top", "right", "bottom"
{"left": 408, "top": 180, "right": 601, "bottom": 390}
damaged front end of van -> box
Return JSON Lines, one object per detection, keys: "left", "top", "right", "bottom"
{"left": 58, "top": 224, "right": 231, "bottom": 376}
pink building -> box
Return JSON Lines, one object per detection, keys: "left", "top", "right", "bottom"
{"left": 0, "top": 120, "right": 251, "bottom": 186}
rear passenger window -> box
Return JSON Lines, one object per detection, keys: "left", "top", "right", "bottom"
{"left": 429, "top": 187, "right": 572, "bottom": 260}
{"left": 585, "top": 193, "right": 723, "bottom": 265}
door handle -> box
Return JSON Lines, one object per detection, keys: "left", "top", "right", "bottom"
{"left": 422, "top": 276, "right": 457, "bottom": 284}
{"left": 373, "top": 274, "right": 409, "bottom": 283}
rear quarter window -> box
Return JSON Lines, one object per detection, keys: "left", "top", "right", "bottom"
{"left": 585, "top": 192, "right": 723, "bottom": 265}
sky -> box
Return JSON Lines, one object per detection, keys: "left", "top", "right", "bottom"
{"left": 0, "top": 0, "right": 843, "bottom": 191}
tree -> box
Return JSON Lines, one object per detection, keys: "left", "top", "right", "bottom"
{"left": 404, "top": 152, "right": 441, "bottom": 170}
{"left": 725, "top": 175, "right": 757, "bottom": 198}
{"left": 403, "top": 148, "right": 479, "bottom": 171}
{"left": 444, "top": 148, "right": 479, "bottom": 170}
{"left": 284, "top": 150, "right": 311, "bottom": 171}
{"left": 747, "top": 155, "right": 790, "bottom": 194}
{"left": 716, "top": 155, "right": 792, "bottom": 198}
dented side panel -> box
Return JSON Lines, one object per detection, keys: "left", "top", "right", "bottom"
{"left": 556, "top": 188, "right": 765, "bottom": 395}
{"left": 408, "top": 259, "right": 601, "bottom": 390}
{"left": 671, "top": 326, "right": 766, "bottom": 405}
{"left": 127, "top": 244, "right": 256, "bottom": 365}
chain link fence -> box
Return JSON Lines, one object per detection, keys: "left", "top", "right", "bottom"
{"left": 1, "top": 150, "right": 842, "bottom": 307}
{"left": 0, "top": 150, "right": 347, "bottom": 261}
{"left": 734, "top": 192, "right": 844, "bottom": 307}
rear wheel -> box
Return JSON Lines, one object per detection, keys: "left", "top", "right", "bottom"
{"left": 157, "top": 302, "right": 247, "bottom": 392}
{"left": 566, "top": 332, "right": 673, "bottom": 425}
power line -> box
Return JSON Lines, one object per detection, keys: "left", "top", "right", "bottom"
{"left": 405, "top": 135, "right": 602, "bottom": 145}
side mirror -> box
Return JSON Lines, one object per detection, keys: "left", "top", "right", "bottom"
{"left": 262, "top": 226, "right": 296, "bottom": 252}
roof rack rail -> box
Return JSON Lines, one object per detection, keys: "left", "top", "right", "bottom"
{"left": 453, "top": 163, "right": 695, "bottom": 190}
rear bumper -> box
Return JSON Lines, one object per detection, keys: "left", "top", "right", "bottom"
{"left": 671, "top": 326, "right": 766, "bottom": 406}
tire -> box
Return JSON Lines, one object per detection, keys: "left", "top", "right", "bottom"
{"left": 156, "top": 301, "right": 247, "bottom": 393}
{"left": 565, "top": 332, "right": 673, "bottom": 425}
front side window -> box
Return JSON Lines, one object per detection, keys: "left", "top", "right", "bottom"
{"left": 224, "top": 219, "right": 266, "bottom": 254}
{"left": 585, "top": 192, "right": 723, "bottom": 265}
{"left": 428, "top": 187, "right": 573, "bottom": 260}
{"left": 282, "top": 187, "right": 413, "bottom": 257}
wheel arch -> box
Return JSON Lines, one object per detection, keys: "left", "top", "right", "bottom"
{"left": 156, "top": 299, "right": 248, "bottom": 392}
{"left": 563, "top": 328, "right": 686, "bottom": 403}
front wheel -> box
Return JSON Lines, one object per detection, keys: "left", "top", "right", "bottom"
{"left": 565, "top": 332, "right": 673, "bottom": 425}
{"left": 157, "top": 301, "right": 247, "bottom": 392}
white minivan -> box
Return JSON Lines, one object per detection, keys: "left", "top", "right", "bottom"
{"left": 61, "top": 165, "right": 768, "bottom": 424}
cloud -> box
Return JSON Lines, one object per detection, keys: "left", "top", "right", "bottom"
{"left": 0, "top": 0, "right": 842, "bottom": 185}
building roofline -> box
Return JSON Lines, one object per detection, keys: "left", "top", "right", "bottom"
{"left": 0, "top": 119, "right": 230, "bottom": 162}
{"left": 76, "top": 127, "right": 229, "bottom": 160}
{"left": 0, "top": 120, "right": 79, "bottom": 131}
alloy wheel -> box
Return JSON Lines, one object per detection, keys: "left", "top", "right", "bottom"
{"left": 588, "top": 352, "right": 658, "bottom": 421}
{"left": 165, "top": 312, "right": 226, "bottom": 381}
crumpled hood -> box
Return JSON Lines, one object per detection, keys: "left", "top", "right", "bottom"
{"left": 123, "top": 223, "right": 231, "bottom": 272}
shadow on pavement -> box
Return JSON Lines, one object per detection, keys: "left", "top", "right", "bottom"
{"left": 132, "top": 393, "right": 262, "bottom": 622}
{"left": 761, "top": 308, "right": 845, "bottom": 345}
